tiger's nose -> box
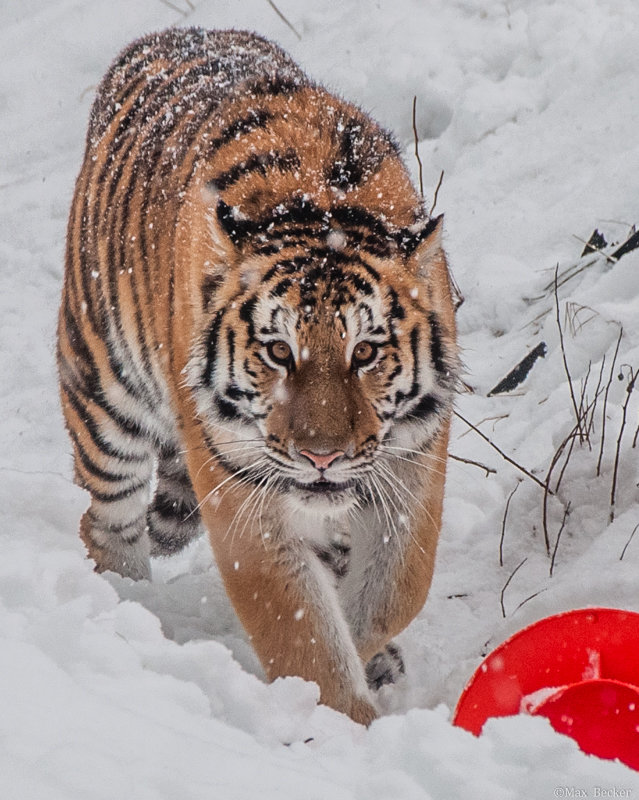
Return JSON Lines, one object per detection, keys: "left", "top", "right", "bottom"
{"left": 299, "top": 449, "right": 345, "bottom": 471}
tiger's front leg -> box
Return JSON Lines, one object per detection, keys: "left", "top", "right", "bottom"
{"left": 203, "top": 500, "right": 377, "bottom": 725}
{"left": 340, "top": 427, "right": 450, "bottom": 668}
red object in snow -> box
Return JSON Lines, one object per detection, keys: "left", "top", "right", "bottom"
{"left": 452, "top": 607, "right": 639, "bottom": 770}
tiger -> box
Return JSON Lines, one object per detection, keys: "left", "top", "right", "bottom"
{"left": 57, "top": 27, "right": 459, "bottom": 726}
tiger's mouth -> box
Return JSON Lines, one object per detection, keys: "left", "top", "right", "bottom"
{"left": 294, "top": 477, "right": 355, "bottom": 494}
{"left": 284, "top": 477, "right": 358, "bottom": 513}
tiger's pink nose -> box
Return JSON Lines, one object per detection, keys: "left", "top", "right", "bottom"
{"left": 299, "top": 449, "right": 344, "bottom": 470}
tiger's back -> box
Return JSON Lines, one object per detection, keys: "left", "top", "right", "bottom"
{"left": 58, "top": 28, "right": 458, "bottom": 726}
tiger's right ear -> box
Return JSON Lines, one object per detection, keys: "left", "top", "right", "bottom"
{"left": 198, "top": 182, "right": 244, "bottom": 306}
{"left": 403, "top": 215, "right": 445, "bottom": 277}
{"left": 200, "top": 181, "right": 247, "bottom": 254}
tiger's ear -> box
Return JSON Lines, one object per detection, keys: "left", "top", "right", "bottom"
{"left": 201, "top": 180, "right": 247, "bottom": 254}
{"left": 198, "top": 182, "right": 244, "bottom": 304}
{"left": 403, "top": 214, "right": 445, "bottom": 279}
{"left": 407, "top": 214, "right": 458, "bottom": 326}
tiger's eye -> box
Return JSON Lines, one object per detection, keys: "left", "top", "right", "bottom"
{"left": 267, "top": 340, "right": 293, "bottom": 367}
{"left": 352, "top": 341, "right": 377, "bottom": 368}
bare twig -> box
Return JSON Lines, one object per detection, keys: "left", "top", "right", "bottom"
{"left": 521, "top": 306, "right": 552, "bottom": 332}
{"left": 586, "top": 355, "right": 607, "bottom": 441}
{"left": 620, "top": 523, "right": 639, "bottom": 561}
{"left": 542, "top": 387, "right": 602, "bottom": 553}
{"left": 266, "top": 0, "right": 302, "bottom": 40}
{"left": 550, "top": 501, "right": 571, "bottom": 576}
{"left": 454, "top": 411, "right": 547, "bottom": 490}
{"left": 541, "top": 255, "right": 599, "bottom": 296}
{"left": 158, "top": 0, "right": 188, "bottom": 15}
{"left": 459, "top": 379, "right": 475, "bottom": 394}
{"left": 542, "top": 439, "right": 566, "bottom": 555}
{"left": 554, "top": 265, "right": 583, "bottom": 441}
{"left": 578, "top": 361, "right": 594, "bottom": 451}
{"left": 513, "top": 588, "right": 548, "bottom": 615}
{"left": 411, "top": 96, "right": 424, "bottom": 198}
{"left": 524, "top": 249, "right": 607, "bottom": 305}
{"left": 429, "top": 169, "right": 445, "bottom": 217}
{"left": 554, "top": 357, "right": 604, "bottom": 492}
{"left": 553, "top": 358, "right": 596, "bottom": 489}
{"left": 554, "top": 435, "right": 577, "bottom": 494}
{"left": 449, "top": 453, "right": 496, "bottom": 477}
{"left": 565, "top": 302, "right": 598, "bottom": 336}
{"left": 457, "top": 414, "right": 509, "bottom": 439}
{"left": 499, "top": 482, "right": 520, "bottom": 567}
{"left": 610, "top": 366, "right": 638, "bottom": 522}
{"left": 577, "top": 361, "right": 592, "bottom": 425}
{"left": 500, "top": 557, "right": 527, "bottom": 618}
{"left": 597, "top": 327, "right": 623, "bottom": 476}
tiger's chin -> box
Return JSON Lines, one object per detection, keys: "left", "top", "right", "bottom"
{"left": 285, "top": 480, "right": 358, "bottom": 516}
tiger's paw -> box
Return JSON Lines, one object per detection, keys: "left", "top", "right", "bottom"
{"left": 365, "top": 642, "right": 405, "bottom": 691}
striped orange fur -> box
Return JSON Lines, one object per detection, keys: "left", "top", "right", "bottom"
{"left": 58, "top": 28, "right": 458, "bottom": 725}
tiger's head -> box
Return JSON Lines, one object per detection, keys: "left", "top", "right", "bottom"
{"left": 188, "top": 189, "right": 458, "bottom": 517}
{"left": 181, "top": 87, "right": 458, "bottom": 515}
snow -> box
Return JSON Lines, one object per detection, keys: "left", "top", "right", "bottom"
{"left": 2, "top": 0, "right": 639, "bottom": 796}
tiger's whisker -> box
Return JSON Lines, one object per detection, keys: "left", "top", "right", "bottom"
{"left": 375, "top": 461, "right": 440, "bottom": 547}
{"left": 372, "top": 467, "right": 430, "bottom": 558}
{"left": 188, "top": 458, "right": 269, "bottom": 518}
{"left": 378, "top": 447, "right": 446, "bottom": 478}
{"left": 380, "top": 443, "right": 449, "bottom": 465}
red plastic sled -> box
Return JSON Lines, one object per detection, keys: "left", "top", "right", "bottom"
{"left": 453, "top": 608, "right": 639, "bottom": 770}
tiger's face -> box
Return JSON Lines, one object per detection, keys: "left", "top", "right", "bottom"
{"left": 191, "top": 202, "right": 456, "bottom": 516}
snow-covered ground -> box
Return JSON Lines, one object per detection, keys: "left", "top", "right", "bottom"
{"left": 2, "top": 0, "right": 639, "bottom": 796}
